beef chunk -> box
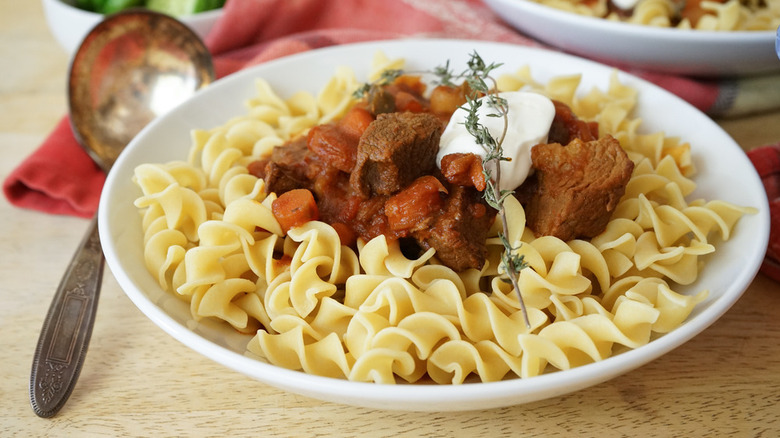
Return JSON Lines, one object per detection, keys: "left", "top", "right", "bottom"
{"left": 414, "top": 185, "right": 495, "bottom": 272}
{"left": 271, "top": 136, "right": 308, "bottom": 169}
{"left": 349, "top": 112, "right": 442, "bottom": 198}
{"left": 351, "top": 195, "right": 391, "bottom": 242}
{"left": 260, "top": 161, "right": 309, "bottom": 195}
{"left": 523, "top": 135, "right": 634, "bottom": 241}
{"left": 247, "top": 137, "right": 312, "bottom": 195}
{"left": 365, "top": 85, "right": 396, "bottom": 116}
{"left": 547, "top": 100, "right": 599, "bottom": 145}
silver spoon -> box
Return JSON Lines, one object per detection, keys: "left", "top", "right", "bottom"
{"left": 30, "top": 10, "right": 214, "bottom": 418}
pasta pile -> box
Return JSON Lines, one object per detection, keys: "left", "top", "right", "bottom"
{"left": 534, "top": 0, "right": 780, "bottom": 31}
{"left": 132, "top": 53, "right": 754, "bottom": 384}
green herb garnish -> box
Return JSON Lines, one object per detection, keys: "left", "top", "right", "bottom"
{"left": 451, "top": 52, "right": 531, "bottom": 329}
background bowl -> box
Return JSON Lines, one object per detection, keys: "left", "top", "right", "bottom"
{"left": 483, "top": 0, "right": 780, "bottom": 77}
{"left": 41, "top": 0, "right": 223, "bottom": 54}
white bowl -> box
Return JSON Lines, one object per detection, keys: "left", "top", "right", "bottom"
{"left": 99, "top": 39, "right": 769, "bottom": 411}
{"left": 41, "top": 0, "right": 223, "bottom": 54}
{"left": 484, "top": 0, "right": 780, "bottom": 77}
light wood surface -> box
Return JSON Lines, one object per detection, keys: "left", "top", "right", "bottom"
{"left": 2, "top": 2, "right": 779, "bottom": 436}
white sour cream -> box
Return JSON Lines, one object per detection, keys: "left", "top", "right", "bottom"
{"left": 611, "top": 0, "right": 640, "bottom": 10}
{"left": 437, "top": 91, "right": 556, "bottom": 192}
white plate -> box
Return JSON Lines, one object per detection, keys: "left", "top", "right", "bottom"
{"left": 99, "top": 39, "right": 769, "bottom": 411}
{"left": 484, "top": 0, "right": 780, "bottom": 77}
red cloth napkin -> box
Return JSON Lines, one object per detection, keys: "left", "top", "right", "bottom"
{"left": 3, "top": 117, "right": 105, "bottom": 218}
{"left": 4, "top": 0, "right": 780, "bottom": 281}
{"left": 747, "top": 144, "right": 780, "bottom": 281}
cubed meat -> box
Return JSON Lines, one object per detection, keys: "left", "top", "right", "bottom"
{"left": 523, "top": 135, "right": 634, "bottom": 241}
{"left": 414, "top": 185, "right": 495, "bottom": 272}
{"left": 365, "top": 85, "right": 395, "bottom": 116}
{"left": 248, "top": 137, "right": 311, "bottom": 195}
{"left": 259, "top": 161, "right": 309, "bottom": 195}
{"left": 349, "top": 112, "right": 443, "bottom": 198}
{"left": 271, "top": 136, "right": 308, "bottom": 168}
{"left": 547, "top": 100, "right": 599, "bottom": 145}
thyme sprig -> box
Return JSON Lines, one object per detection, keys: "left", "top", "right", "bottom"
{"left": 355, "top": 52, "right": 532, "bottom": 329}
{"left": 455, "top": 53, "right": 531, "bottom": 329}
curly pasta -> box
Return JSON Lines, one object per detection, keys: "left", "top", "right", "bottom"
{"left": 132, "top": 54, "right": 755, "bottom": 384}
{"left": 533, "top": 0, "right": 780, "bottom": 31}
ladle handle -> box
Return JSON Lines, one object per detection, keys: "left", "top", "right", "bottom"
{"left": 30, "top": 217, "right": 104, "bottom": 418}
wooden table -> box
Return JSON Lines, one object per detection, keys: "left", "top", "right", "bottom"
{"left": 2, "top": 2, "right": 779, "bottom": 436}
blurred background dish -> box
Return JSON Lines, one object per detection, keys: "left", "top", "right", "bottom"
{"left": 483, "top": 0, "right": 780, "bottom": 77}
{"left": 41, "top": 0, "right": 224, "bottom": 54}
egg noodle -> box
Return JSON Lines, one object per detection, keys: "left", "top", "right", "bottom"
{"left": 534, "top": 0, "right": 780, "bottom": 31}
{"left": 132, "top": 52, "right": 755, "bottom": 384}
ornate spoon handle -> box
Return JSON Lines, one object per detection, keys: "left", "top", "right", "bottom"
{"left": 30, "top": 217, "right": 104, "bottom": 418}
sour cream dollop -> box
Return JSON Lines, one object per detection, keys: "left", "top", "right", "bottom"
{"left": 437, "top": 91, "right": 556, "bottom": 192}
{"left": 610, "top": 0, "right": 640, "bottom": 10}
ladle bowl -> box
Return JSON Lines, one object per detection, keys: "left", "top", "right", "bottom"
{"left": 69, "top": 10, "right": 214, "bottom": 171}
{"left": 30, "top": 10, "right": 214, "bottom": 418}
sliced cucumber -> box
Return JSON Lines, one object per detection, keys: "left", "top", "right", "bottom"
{"left": 145, "top": 0, "right": 223, "bottom": 16}
{"left": 74, "top": 0, "right": 225, "bottom": 16}
{"left": 74, "top": 0, "right": 103, "bottom": 12}
{"left": 99, "top": 0, "right": 145, "bottom": 14}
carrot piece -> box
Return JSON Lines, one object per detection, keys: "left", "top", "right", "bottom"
{"left": 272, "top": 189, "right": 320, "bottom": 234}
{"left": 440, "top": 153, "right": 486, "bottom": 191}
{"left": 394, "top": 91, "right": 425, "bottom": 113}
{"left": 338, "top": 106, "right": 374, "bottom": 139}
{"left": 385, "top": 176, "right": 447, "bottom": 232}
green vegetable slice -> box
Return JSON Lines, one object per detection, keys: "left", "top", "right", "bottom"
{"left": 145, "top": 0, "right": 224, "bottom": 16}
{"left": 74, "top": 0, "right": 103, "bottom": 12}
{"left": 100, "top": 0, "right": 145, "bottom": 14}
{"left": 73, "top": 0, "right": 226, "bottom": 16}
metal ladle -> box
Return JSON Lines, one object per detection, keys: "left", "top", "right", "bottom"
{"left": 30, "top": 10, "right": 214, "bottom": 418}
